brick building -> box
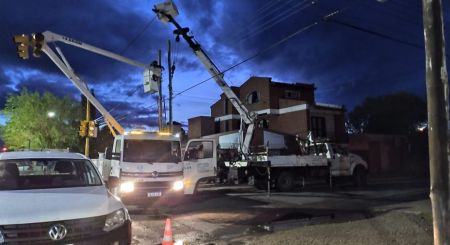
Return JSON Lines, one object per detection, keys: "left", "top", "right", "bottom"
{"left": 188, "top": 76, "right": 346, "bottom": 143}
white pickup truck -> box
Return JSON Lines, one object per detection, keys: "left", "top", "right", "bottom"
{"left": 0, "top": 151, "right": 131, "bottom": 244}
{"left": 181, "top": 136, "right": 368, "bottom": 193}
{"left": 247, "top": 142, "right": 369, "bottom": 191}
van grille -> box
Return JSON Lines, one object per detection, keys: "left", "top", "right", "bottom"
{"left": 1, "top": 215, "right": 105, "bottom": 244}
{"left": 121, "top": 171, "right": 183, "bottom": 178}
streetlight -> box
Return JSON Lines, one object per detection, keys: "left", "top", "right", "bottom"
{"left": 47, "top": 111, "right": 55, "bottom": 118}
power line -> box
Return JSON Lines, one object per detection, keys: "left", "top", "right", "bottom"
{"left": 238, "top": 0, "right": 313, "bottom": 42}
{"left": 327, "top": 19, "right": 423, "bottom": 52}
{"left": 254, "top": 0, "right": 282, "bottom": 16}
{"left": 114, "top": 6, "right": 348, "bottom": 125}
{"left": 232, "top": 0, "right": 297, "bottom": 39}
{"left": 119, "top": 16, "right": 156, "bottom": 55}
{"left": 99, "top": 16, "right": 157, "bottom": 120}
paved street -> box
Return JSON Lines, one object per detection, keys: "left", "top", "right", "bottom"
{"left": 129, "top": 178, "right": 431, "bottom": 244}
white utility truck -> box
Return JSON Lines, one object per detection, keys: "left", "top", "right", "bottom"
{"left": 14, "top": 31, "right": 185, "bottom": 203}
{"left": 153, "top": 0, "right": 368, "bottom": 192}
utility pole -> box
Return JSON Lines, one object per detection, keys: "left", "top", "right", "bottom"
{"left": 85, "top": 97, "right": 90, "bottom": 157}
{"left": 163, "top": 95, "right": 167, "bottom": 126}
{"left": 422, "top": 0, "right": 450, "bottom": 244}
{"left": 168, "top": 40, "right": 174, "bottom": 133}
{"left": 158, "top": 49, "right": 163, "bottom": 131}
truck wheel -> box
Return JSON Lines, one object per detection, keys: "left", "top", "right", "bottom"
{"left": 353, "top": 166, "right": 367, "bottom": 188}
{"left": 277, "top": 171, "right": 295, "bottom": 192}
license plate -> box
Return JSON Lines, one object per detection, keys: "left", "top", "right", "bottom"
{"left": 147, "top": 192, "right": 162, "bottom": 197}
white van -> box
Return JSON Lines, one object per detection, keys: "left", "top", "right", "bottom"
{"left": 0, "top": 151, "right": 131, "bottom": 245}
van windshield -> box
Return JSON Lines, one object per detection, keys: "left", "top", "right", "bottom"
{"left": 123, "top": 140, "right": 181, "bottom": 163}
{"left": 0, "top": 159, "right": 102, "bottom": 190}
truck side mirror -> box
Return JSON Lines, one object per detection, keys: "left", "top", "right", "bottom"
{"left": 106, "top": 176, "right": 119, "bottom": 189}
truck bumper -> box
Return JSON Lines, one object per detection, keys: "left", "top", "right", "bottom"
{"left": 119, "top": 181, "right": 183, "bottom": 206}
{"left": 72, "top": 220, "right": 132, "bottom": 245}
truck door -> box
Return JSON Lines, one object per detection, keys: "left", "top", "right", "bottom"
{"left": 182, "top": 140, "right": 216, "bottom": 194}
{"left": 328, "top": 144, "right": 351, "bottom": 176}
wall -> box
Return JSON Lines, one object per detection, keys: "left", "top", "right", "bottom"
{"left": 188, "top": 116, "right": 215, "bottom": 139}
{"left": 349, "top": 134, "right": 408, "bottom": 175}
{"left": 264, "top": 110, "right": 309, "bottom": 136}
{"left": 239, "top": 77, "right": 271, "bottom": 111}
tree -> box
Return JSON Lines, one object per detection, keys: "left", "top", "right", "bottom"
{"left": 0, "top": 89, "right": 81, "bottom": 150}
{"left": 348, "top": 92, "right": 427, "bottom": 135}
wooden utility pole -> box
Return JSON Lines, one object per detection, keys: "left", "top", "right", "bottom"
{"left": 85, "top": 99, "right": 90, "bottom": 157}
{"left": 168, "top": 40, "right": 174, "bottom": 133}
{"left": 158, "top": 49, "right": 163, "bottom": 131}
{"left": 422, "top": 0, "right": 450, "bottom": 244}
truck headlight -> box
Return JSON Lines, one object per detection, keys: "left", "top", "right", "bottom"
{"left": 120, "top": 181, "right": 134, "bottom": 193}
{"left": 172, "top": 180, "right": 184, "bottom": 191}
{"left": 103, "top": 209, "right": 127, "bottom": 232}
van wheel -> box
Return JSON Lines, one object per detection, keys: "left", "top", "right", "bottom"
{"left": 277, "top": 171, "right": 295, "bottom": 192}
{"left": 353, "top": 166, "right": 367, "bottom": 188}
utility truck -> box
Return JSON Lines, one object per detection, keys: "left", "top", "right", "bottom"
{"left": 13, "top": 31, "right": 185, "bottom": 203}
{"left": 153, "top": 0, "right": 368, "bottom": 193}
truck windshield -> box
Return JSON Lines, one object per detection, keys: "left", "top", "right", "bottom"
{"left": 122, "top": 140, "right": 181, "bottom": 163}
{"left": 0, "top": 159, "right": 102, "bottom": 190}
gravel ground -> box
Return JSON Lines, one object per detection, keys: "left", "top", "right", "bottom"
{"left": 236, "top": 200, "right": 433, "bottom": 245}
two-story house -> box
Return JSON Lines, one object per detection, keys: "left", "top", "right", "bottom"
{"left": 188, "top": 76, "right": 346, "bottom": 143}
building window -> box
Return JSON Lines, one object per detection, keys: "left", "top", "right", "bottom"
{"left": 223, "top": 99, "right": 229, "bottom": 114}
{"left": 259, "top": 119, "right": 269, "bottom": 129}
{"left": 311, "top": 116, "right": 326, "bottom": 138}
{"left": 246, "top": 91, "right": 260, "bottom": 104}
{"left": 215, "top": 121, "right": 220, "bottom": 133}
{"left": 284, "top": 90, "right": 300, "bottom": 99}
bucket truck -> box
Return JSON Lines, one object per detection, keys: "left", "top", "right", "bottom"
{"left": 13, "top": 31, "right": 185, "bottom": 204}
{"left": 153, "top": 1, "right": 368, "bottom": 193}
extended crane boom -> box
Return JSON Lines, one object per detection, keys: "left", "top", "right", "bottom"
{"left": 153, "top": 1, "right": 257, "bottom": 155}
{"left": 15, "top": 31, "right": 162, "bottom": 136}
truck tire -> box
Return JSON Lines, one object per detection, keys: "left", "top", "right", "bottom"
{"left": 276, "top": 171, "right": 295, "bottom": 192}
{"left": 353, "top": 166, "right": 367, "bottom": 188}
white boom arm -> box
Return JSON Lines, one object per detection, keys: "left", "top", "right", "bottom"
{"left": 41, "top": 43, "right": 125, "bottom": 135}
{"left": 153, "top": 1, "right": 256, "bottom": 155}
{"left": 29, "top": 31, "right": 162, "bottom": 136}
{"left": 42, "top": 31, "right": 147, "bottom": 69}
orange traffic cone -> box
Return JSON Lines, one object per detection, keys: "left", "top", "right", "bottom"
{"left": 162, "top": 218, "right": 174, "bottom": 245}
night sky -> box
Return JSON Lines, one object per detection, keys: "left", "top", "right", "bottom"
{"left": 0, "top": 0, "right": 449, "bottom": 130}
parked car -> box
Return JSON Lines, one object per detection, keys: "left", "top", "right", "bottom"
{"left": 0, "top": 151, "right": 131, "bottom": 245}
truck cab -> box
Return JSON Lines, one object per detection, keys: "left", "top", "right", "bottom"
{"left": 310, "top": 143, "right": 368, "bottom": 186}
{"left": 182, "top": 139, "right": 218, "bottom": 194}
{"left": 100, "top": 131, "right": 185, "bottom": 204}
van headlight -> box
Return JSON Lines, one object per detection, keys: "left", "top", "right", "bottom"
{"left": 172, "top": 180, "right": 184, "bottom": 191}
{"left": 103, "top": 209, "right": 127, "bottom": 232}
{"left": 120, "top": 181, "right": 134, "bottom": 193}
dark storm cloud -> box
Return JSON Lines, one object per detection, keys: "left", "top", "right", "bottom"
{"left": 182, "top": 0, "right": 447, "bottom": 109}
{"left": 0, "top": 0, "right": 168, "bottom": 84}
{"left": 101, "top": 100, "right": 159, "bottom": 127}
{"left": 1, "top": 0, "right": 449, "bottom": 128}
{"left": 14, "top": 76, "right": 80, "bottom": 100}
{"left": 0, "top": 69, "right": 16, "bottom": 108}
